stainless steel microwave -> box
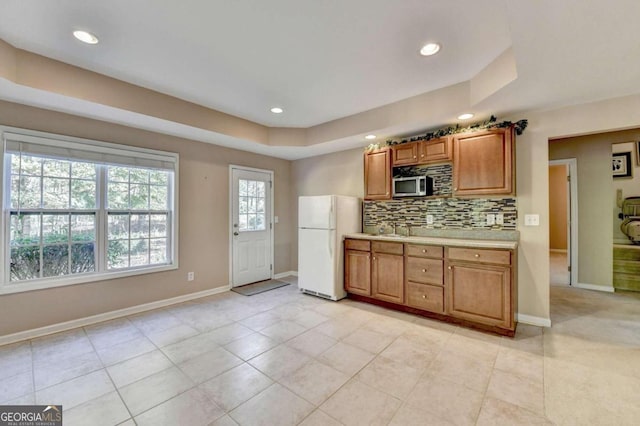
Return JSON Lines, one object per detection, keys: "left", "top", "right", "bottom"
{"left": 392, "top": 176, "right": 433, "bottom": 197}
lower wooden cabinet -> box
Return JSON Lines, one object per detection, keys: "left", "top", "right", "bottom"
{"left": 345, "top": 249, "right": 371, "bottom": 296}
{"left": 372, "top": 252, "right": 404, "bottom": 304}
{"left": 344, "top": 238, "right": 517, "bottom": 336}
{"left": 446, "top": 261, "right": 512, "bottom": 329}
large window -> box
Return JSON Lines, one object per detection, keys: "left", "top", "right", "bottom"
{"left": 2, "top": 128, "right": 178, "bottom": 293}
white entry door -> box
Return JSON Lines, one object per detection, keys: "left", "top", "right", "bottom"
{"left": 230, "top": 166, "right": 273, "bottom": 287}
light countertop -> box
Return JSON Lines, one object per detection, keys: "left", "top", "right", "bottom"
{"left": 344, "top": 233, "right": 518, "bottom": 250}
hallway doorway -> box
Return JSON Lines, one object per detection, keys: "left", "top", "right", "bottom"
{"left": 549, "top": 159, "right": 578, "bottom": 286}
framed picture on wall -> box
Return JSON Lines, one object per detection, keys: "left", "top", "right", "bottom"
{"left": 613, "top": 152, "right": 632, "bottom": 178}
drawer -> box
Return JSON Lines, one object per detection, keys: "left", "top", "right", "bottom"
{"left": 406, "top": 257, "right": 443, "bottom": 285}
{"left": 372, "top": 241, "right": 404, "bottom": 255}
{"left": 448, "top": 247, "right": 511, "bottom": 265}
{"left": 406, "top": 282, "right": 444, "bottom": 313}
{"left": 345, "top": 239, "right": 371, "bottom": 251}
{"left": 406, "top": 244, "right": 443, "bottom": 258}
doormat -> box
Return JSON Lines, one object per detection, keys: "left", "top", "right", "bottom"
{"left": 231, "top": 279, "right": 290, "bottom": 296}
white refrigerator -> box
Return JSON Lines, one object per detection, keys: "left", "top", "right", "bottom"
{"left": 298, "top": 195, "right": 361, "bottom": 300}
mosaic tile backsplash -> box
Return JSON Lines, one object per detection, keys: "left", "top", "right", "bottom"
{"left": 364, "top": 197, "right": 517, "bottom": 231}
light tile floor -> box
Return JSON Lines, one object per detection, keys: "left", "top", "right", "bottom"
{"left": 1, "top": 276, "right": 639, "bottom": 425}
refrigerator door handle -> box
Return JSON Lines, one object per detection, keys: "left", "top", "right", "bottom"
{"left": 328, "top": 231, "right": 333, "bottom": 259}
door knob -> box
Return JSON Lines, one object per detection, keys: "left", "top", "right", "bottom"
{"left": 233, "top": 232, "right": 239, "bottom": 236}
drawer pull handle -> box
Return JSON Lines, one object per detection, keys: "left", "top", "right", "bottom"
{"left": 474, "top": 254, "right": 480, "bottom": 258}
{"left": 422, "top": 269, "right": 427, "bottom": 272}
{"left": 422, "top": 249, "right": 427, "bottom": 253}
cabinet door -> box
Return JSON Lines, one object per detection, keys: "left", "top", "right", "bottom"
{"left": 372, "top": 253, "right": 404, "bottom": 304}
{"left": 392, "top": 142, "right": 419, "bottom": 166}
{"left": 364, "top": 149, "right": 391, "bottom": 200}
{"left": 419, "top": 137, "right": 452, "bottom": 163}
{"left": 345, "top": 249, "right": 371, "bottom": 296}
{"left": 453, "top": 129, "right": 514, "bottom": 196}
{"left": 446, "top": 262, "right": 512, "bottom": 329}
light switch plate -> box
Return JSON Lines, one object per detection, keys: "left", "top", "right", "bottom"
{"left": 426, "top": 214, "right": 434, "bottom": 225}
{"left": 524, "top": 214, "right": 540, "bottom": 226}
{"left": 486, "top": 214, "right": 495, "bottom": 225}
{"left": 496, "top": 213, "right": 504, "bottom": 225}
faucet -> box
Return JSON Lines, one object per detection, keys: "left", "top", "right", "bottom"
{"left": 378, "top": 223, "right": 385, "bottom": 235}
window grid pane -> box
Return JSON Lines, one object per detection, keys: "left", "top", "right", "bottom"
{"left": 238, "top": 179, "right": 266, "bottom": 232}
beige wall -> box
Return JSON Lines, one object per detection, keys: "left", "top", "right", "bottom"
{"left": 514, "top": 94, "right": 640, "bottom": 319}
{"left": 290, "top": 147, "right": 364, "bottom": 268}
{"left": 0, "top": 101, "right": 293, "bottom": 336}
{"left": 548, "top": 165, "right": 568, "bottom": 250}
{"left": 549, "top": 128, "right": 640, "bottom": 287}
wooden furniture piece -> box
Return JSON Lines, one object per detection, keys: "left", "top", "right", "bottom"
{"left": 344, "top": 237, "right": 517, "bottom": 336}
{"left": 391, "top": 137, "right": 452, "bottom": 167}
{"left": 453, "top": 128, "right": 514, "bottom": 196}
{"left": 364, "top": 148, "right": 392, "bottom": 200}
{"left": 613, "top": 245, "right": 640, "bottom": 291}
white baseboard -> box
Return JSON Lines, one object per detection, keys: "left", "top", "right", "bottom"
{"left": 274, "top": 271, "right": 298, "bottom": 279}
{"left": 0, "top": 285, "right": 231, "bottom": 346}
{"left": 574, "top": 282, "right": 615, "bottom": 293}
{"left": 516, "top": 313, "right": 551, "bottom": 328}
{"left": 549, "top": 249, "right": 568, "bottom": 253}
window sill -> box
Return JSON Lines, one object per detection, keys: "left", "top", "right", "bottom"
{"left": 0, "top": 264, "right": 179, "bottom": 295}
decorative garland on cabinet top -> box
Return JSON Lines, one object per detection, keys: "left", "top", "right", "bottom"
{"left": 365, "top": 115, "right": 528, "bottom": 151}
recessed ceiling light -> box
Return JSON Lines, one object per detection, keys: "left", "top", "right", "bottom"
{"left": 270, "top": 107, "right": 284, "bottom": 114}
{"left": 73, "top": 30, "right": 99, "bottom": 45}
{"left": 419, "top": 42, "right": 441, "bottom": 56}
{"left": 457, "top": 113, "right": 474, "bottom": 120}
{"left": 365, "top": 135, "right": 377, "bottom": 140}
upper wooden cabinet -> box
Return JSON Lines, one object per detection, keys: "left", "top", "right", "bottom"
{"left": 419, "top": 137, "right": 452, "bottom": 163}
{"left": 391, "top": 137, "right": 452, "bottom": 167}
{"left": 453, "top": 128, "right": 514, "bottom": 196}
{"left": 364, "top": 148, "right": 392, "bottom": 200}
{"left": 392, "top": 142, "right": 419, "bottom": 166}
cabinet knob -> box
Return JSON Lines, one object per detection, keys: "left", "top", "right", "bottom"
{"left": 421, "top": 269, "right": 427, "bottom": 273}
{"left": 422, "top": 249, "right": 426, "bottom": 253}
{"left": 422, "top": 294, "right": 428, "bottom": 299}
{"left": 373, "top": 256, "right": 376, "bottom": 260}
{"left": 474, "top": 254, "right": 480, "bottom": 258}
{"left": 421, "top": 154, "right": 425, "bottom": 157}
{"left": 413, "top": 156, "right": 417, "bottom": 159}
{"left": 454, "top": 187, "right": 458, "bottom": 191}
{"left": 448, "top": 266, "right": 452, "bottom": 270}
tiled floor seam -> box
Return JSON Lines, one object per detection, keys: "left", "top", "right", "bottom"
{"left": 83, "top": 326, "right": 136, "bottom": 424}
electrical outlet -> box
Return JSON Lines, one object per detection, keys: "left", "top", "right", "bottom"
{"left": 187, "top": 272, "right": 194, "bottom": 281}
{"left": 426, "top": 214, "right": 434, "bottom": 225}
{"left": 496, "top": 213, "right": 504, "bottom": 225}
{"left": 524, "top": 214, "right": 540, "bottom": 226}
{"left": 486, "top": 214, "right": 495, "bottom": 225}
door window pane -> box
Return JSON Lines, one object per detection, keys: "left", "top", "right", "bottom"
{"left": 237, "top": 179, "right": 267, "bottom": 232}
